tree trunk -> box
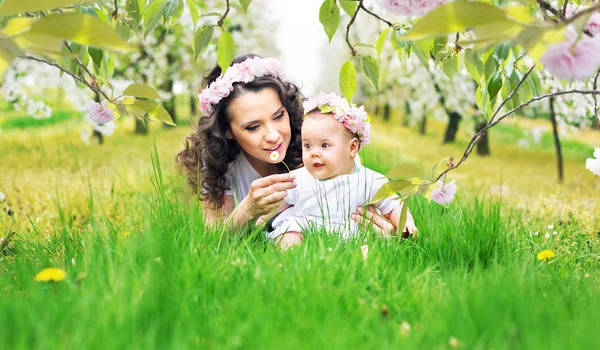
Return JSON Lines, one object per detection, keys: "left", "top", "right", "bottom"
{"left": 549, "top": 96, "right": 564, "bottom": 183}
{"left": 93, "top": 92, "right": 104, "bottom": 144}
{"left": 403, "top": 100, "right": 411, "bottom": 127}
{"left": 383, "top": 103, "right": 391, "bottom": 121}
{"left": 475, "top": 119, "right": 490, "bottom": 156}
{"left": 190, "top": 94, "right": 198, "bottom": 117}
{"left": 419, "top": 113, "right": 427, "bottom": 135}
{"left": 375, "top": 104, "right": 380, "bottom": 117}
{"left": 443, "top": 111, "right": 462, "bottom": 143}
{"left": 135, "top": 119, "right": 149, "bottom": 135}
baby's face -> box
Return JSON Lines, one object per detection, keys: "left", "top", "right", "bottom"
{"left": 301, "top": 115, "right": 357, "bottom": 180}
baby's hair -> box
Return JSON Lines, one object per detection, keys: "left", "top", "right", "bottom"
{"left": 304, "top": 108, "right": 360, "bottom": 143}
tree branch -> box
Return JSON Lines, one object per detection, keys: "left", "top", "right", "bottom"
{"left": 345, "top": 0, "right": 363, "bottom": 56}
{"left": 490, "top": 65, "right": 535, "bottom": 124}
{"left": 436, "top": 88, "right": 600, "bottom": 181}
{"left": 563, "top": 3, "right": 600, "bottom": 26}
{"left": 594, "top": 69, "right": 600, "bottom": 127}
{"left": 218, "top": 0, "right": 230, "bottom": 27}
{"left": 359, "top": 2, "right": 393, "bottom": 27}
{"left": 21, "top": 55, "right": 110, "bottom": 101}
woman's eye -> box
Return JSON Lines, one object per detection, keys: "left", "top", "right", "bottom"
{"left": 246, "top": 125, "right": 259, "bottom": 131}
{"left": 274, "top": 112, "right": 285, "bottom": 120}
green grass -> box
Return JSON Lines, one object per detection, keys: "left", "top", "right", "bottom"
{"left": 1, "top": 107, "right": 600, "bottom": 349}
{"left": 1, "top": 110, "right": 81, "bottom": 130}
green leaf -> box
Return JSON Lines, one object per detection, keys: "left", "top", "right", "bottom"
{"left": 27, "top": 13, "right": 134, "bottom": 53}
{"left": 487, "top": 70, "right": 502, "bottom": 100}
{"left": 361, "top": 56, "right": 380, "bottom": 90}
{"left": 143, "top": 0, "right": 166, "bottom": 37}
{"left": 238, "top": 0, "right": 252, "bottom": 13}
{"left": 386, "top": 164, "right": 421, "bottom": 179}
{"left": 376, "top": 28, "right": 390, "bottom": 59}
{"left": 339, "top": 0, "right": 358, "bottom": 17}
{"left": 116, "top": 20, "right": 131, "bottom": 40}
{"left": 431, "top": 156, "right": 453, "bottom": 179}
{"left": 163, "top": 0, "right": 180, "bottom": 21}
{"left": 464, "top": 49, "right": 484, "bottom": 81}
{"left": 369, "top": 180, "right": 412, "bottom": 204}
{"left": 492, "top": 43, "right": 511, "bottom": 64}
{"left": 396, "top": 203, "right": 408, "bottom": 237}
{"left": 441, "top": 53, "right": 460, "bottom": 81}
{"left": 483, "top": 54, "right": 498, "bottom": 82}
{"left": 339, "top": 60, "right": 356, "bottom": 104}
{"left": 390, "top": 28, "right": 411, "bottom": 53}
{"left": 123, "top": 83, "right": 162, "bottom": 99}
{"left": 133, "top": 100, "right": 176, "bottom": 125}
{"left": 88, "top": 47, "right": 103, "bottom": 71}
{"left": 193, "top": 25, "right": 214, "bottom": 61}
{"left": 186, "top": 0, "right": 199, "bottom": 28}
{"left": 529, "top": 71, "right": 542, "bottom": 97}
{"left": 0, "top": 0, "right": 83, "bottom": 16}
{"left": 319, "top": 0, "right": 340, "bottom": 43}
{"left": 200, "top": 12, "right": 222, "bottom": 17}
{"left": 411, "top": 40, "right": 432, "bottom": 68}
{"left": 127, "top": 0, "right": 143, "bottom": 25}
{"left": 0, "top": 39, "right": 22, "bottom": 81}
{"left": 217, "top": 30, "right": 236, "bottom": 75}
{"left": 403, "top": 2, "right": 510, "bottom": 41}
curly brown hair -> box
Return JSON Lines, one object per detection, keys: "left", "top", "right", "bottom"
{"left": 177, "top": 54, "right": 304, "bottom": 208}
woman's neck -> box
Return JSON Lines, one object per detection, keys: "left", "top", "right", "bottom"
{"left": 243, "top": 151, "right": 280, "bottom": 177}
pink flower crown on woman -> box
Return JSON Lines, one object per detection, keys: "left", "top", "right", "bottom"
{"left": 303, "top": 92, "right": 371, "bottom": 147}
{"left": 198, "top": 57, "right": 285, "bottom": 116}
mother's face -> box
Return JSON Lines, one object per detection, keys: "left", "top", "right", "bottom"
{"left": 226, "top": 87, "right": 292, "bottom": 166}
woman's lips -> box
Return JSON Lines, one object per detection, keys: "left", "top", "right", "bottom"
{"left": 264, "top": 142, "right": 282, "bottom": 152}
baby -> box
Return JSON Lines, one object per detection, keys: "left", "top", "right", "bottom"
{"left": 268, "top": 92, "right": 417, "bottom": 248}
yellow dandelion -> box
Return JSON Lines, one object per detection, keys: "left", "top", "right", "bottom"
{"left": 270, "top": 151, "right": 280, "bottom": 161}
{"left": 537, "top": 250, "right": 556, "bottom": 261}
{"left": 34, "top": 267, "right": 66, "bottom": 282}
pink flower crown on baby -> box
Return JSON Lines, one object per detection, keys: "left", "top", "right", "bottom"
{"left": 303, "top": 92, "right": 371, "bottom": 147}
{"left": 198, "top": 56, "right": 285, "bottom": 116}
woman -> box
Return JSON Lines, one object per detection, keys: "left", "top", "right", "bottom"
{"left": 177, "top": 54, "right": 399, "bottom": 234}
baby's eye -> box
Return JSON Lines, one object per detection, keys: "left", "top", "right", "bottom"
{"left": 322, "top": 143, "right": 330, "bottom": 148}
{"left": 303, "top": 143, "right": 311, "bottom": 149}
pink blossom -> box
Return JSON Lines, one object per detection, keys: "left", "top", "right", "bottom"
{"left": 87, "top": 100, "right": 115, "bottom": 125}
{"left": 540, "top": 29, "right": 600, "bottom": 81}
{"left": 375, "top": 0, "right": 448, "bottom": 17}
{"left": 586, "top": 147, "right": 600, "bottom": 176}
{"left": 430, "top": 180, "right": 457, "bottom": 205}
{"left": 565, "top": 4, "right": 600, "bottom": 36}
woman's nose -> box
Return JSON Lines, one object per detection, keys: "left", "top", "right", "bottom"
{"left": 264, "top": 124, "right": 279, "bottom": 143}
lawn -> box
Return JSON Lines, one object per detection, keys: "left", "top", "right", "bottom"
{"left": 1, "top": 109, "right": 599, "bottom": 349}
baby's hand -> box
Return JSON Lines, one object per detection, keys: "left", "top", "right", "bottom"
{"left": 400, "top": 211, "right": 418, "bottom": 239}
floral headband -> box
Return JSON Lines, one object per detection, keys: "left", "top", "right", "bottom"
{"left": 303, "top": 92, "right": 371, "bottom": 147}
{"left": 198, "top": 57, "right": 285, "bottom": 116}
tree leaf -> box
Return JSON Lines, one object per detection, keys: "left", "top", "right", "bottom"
{"left": 163, "top": 0, "right": 180, "bottom": 21}
{"left": 133, "top": 100, "right": 176, "bottom": 125}
{"left": 411, "top": 40, "right": 431, "bottom": 69}
{"left": 403, "top": 2, "right": 510, "bottom": 41}
{"left": 193, "top": 25, "right": 214, "bottom": 61}
{"left": 123, "top": 83, "right": 162, "bottom": 99}
{"left": 339, "top": 0, "right": 358, "bottom": 17}
{"left": 238, "top": 0, "right": 252, "bottom": 13}
{"left": 376, "top": 28, "right": 390, "bottom": 59}
{"left": 441, "top": 53, "right": 460, "bottom": 81}
{"left": 319, "top": 0, "right": 340, "bottom": 43}
{"left": 396, "top": 203, "right": 408, "bottom": 237}
{"left": 390, "top": 28, "right": 411, "bottom": 53}
{"left": 88, "top": 47, "right": 103, "bottom": 71}
{"left": 27, "top": 13, "right": 134, "bottom": 52}
{"left": 0, "top": 0, "right": 82, "bottom": 16}
{"left": 339, "top": 60, "right": 356, "bottom": 104}
{"left": 126, "top": 0, "right": 143, "bottom": 25}
{"left": 386, "top": 164, "right": 421, "bottom": 179}
{"left": 186, "top": 0, "right": 199, "bottom": 28}
{"left": 0, "top": 39, "right": 22, "bottom": 81}
{"left": 143, "top": 0, "right": 166, "bottom": 37}
{"left": 361, "top": 55, "right": 380, "bottom": 90}
{"left": 369, "top": 180, "right": 412, "bottom": 204}
{"left": 217, "top": 30, "right": 236, "bottom": 75}
{"left": 464, "top": 49, "right": 484, "bottom": 81}
{"left": 487, "top": 70, "right": 502, "bottom": 100}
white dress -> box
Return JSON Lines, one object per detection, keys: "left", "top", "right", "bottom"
{"left": 268, "top": 165, "right": 400, "bottom": 239}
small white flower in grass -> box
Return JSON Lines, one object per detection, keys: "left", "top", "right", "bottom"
{"left": 548, "top": 225, "right": 554, "bottom": 230}
{"left": 80, "top": 130, "right": 91, "bottom": 145}
{"left": 360, "top": 244, "right": 369, "bottom": 261}
{"left": 269, "top": 151, "right": 280, "bottom": 161}
{"left": 400, "top": 321, "right": 411, "bottom": 337}
{"left": 0, "top": 192, "right": 5, "bottom": 203}
{"left": 430, "top": 180, "right": 457, "bottom": 205}
{"left": 545, "top": 232, "right": 551, "bottom": 240}
{"left": 449, "top": 336, "right": 461, "bottom": 348}
{"left": 585, "top": 148, "right": 600, "bottom": 176}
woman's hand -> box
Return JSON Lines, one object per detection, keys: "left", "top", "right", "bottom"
{"left": 239, "top": 173, "right": 296, "bottom": 220}
{"left": 351, "top": 205, "right": 418, "bottom": 238}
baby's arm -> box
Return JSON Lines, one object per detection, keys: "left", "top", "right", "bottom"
{"left": 383, "top": 203, "right": 418, "bottom": 238}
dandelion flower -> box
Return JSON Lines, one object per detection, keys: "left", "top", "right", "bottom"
{"left": 537, "top": 250, "right": 556, "bottom": 261}
{"left": 449, "top": 336, "right": 461, "bottom": 348}
{"left": 585, "top": 147, "right": 600, "bottom": 176}
{"left": 270, "top": 151, "right": 280, "bottom": 161}
{"left": 400, "top": 321, "right": 411, "bottom": 337}
{"left": 430, "top": 180, "right": 457, "bottom": 205}
{"left": 34, "top": 268, "right": 66, "bottom": 282}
